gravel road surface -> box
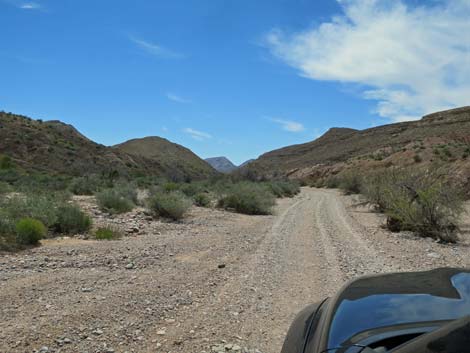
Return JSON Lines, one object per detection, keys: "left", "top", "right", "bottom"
{"left": 1, "top": 188, "right": 469, "bottom": 353}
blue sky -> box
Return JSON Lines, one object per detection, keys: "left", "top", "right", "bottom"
{"left": 1, "top": 0, "right": 469, "bottom": 165}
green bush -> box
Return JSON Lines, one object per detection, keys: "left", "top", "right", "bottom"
{"left": 362, "top": 168, "right": 463, "bottom": 242}
{"left": 163, "top": 182, "right": 180, "bottom": 193}
{"left": 1, "top": 194, "right": 58, "bottom": 227}
{"left": 413, "top": 154, "right": 422, "bottom": 163}
{"left": 113, "top": 182, "right": 139, "bottom": 204}
{"left": 55, "top": 204, "right": 92, "bottom": 234}
{"left": 267, "top": 181, "right": 300, "bottom": 198}
{"left": 95, "top": 226, "right": 121, "bottom": 240}
{"left": 325, "top": 176, "right": 340, "bottom": 189}
{"left": 148, "top": 192, "right": 192, "bottom": 220}
{"left": 0, "top": 217, "right": 16, "bottom": 251}
{"left": 15, "top": 218, "right": 46, "bottom": 245}
{"left": 361, "top": 170, "right": 395, "bottom": 212}
{"left": 338, "top": 172, "right": 363, "bottom": 195}
{"left": 0, "top": 154, "right": 14, "bottom": 169}
{"left": 180, "top": 182, "right": 206, "bottom": 197}
{"left": 0, "top": 181, "right": 11, "bottom": 194}
{"left": 194, "top": 192, "right": 211, "bottom": 207}
{"left": 218, "top": 183, "right": 275, "bottom": 215}
{"left": 96, "top": 189, "right": 134, "bottom": 214}
{"left": 69, "top": 175, "right": 102, "bottom": 195}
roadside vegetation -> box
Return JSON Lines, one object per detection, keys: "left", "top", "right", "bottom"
{"left": 0, "top": 192, "right": 92, "bottom": 251}
{"left": 323, "top": 167, "right": 465, "bottom": 242}
{"left": 0, "top": 159, "right": 301, "bottom": 251}
{"left": 95, "top": 226, "right": 122, "bottom": 240}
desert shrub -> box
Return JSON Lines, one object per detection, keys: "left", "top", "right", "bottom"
{"left": 0, "top": 154, "right": 14, "bottom": 169}
{"left": 69, "top": 175, "right": 102, "bottom": 195}
{"left": 1, "top": 194, "right": 58, "bottom": 227}
{"left": 14, "top": 173, "right": 70, "bottom": 193}
{"left": 325, "top": 176, "right": 340, "bottom": 189}
{"left": 95, "top": 226, "right": 121, "bottom": 240}
{"left": 364, "top": 168, "right": 464, "bottom": 242}
{"left": 113, "top": 182, "right": 139, "bottom": 205}
{"left": 163, "top": 182, "right": 180, "bottom": 193}
{"left": 442, "top": 146, "right": 452, "bottom": 157}
{"left": 15, "top": 218, "right": 46, "bottom": 245}
{"left": 194, "top": 192, "right": 211, "bottom": 207}
{"left": 148, "top": 191, "right": 192, "bottom": 220}
{"left": 180, "top": 182, "right": 206, "bottom": 197}
{"left": 218, "top": 183, "right": 275, "bottom": 215}
{"left": 96, "top": 189, "right": 134, "bottom": 214}
{"left": 54, "top": 204, "right": 92, "bottom": 234}
{"left": 413, "top": 154, "right": 422, "bottom": 163}
{"left": 338, "top": 172, "right": 363, "bottom": 195}
{"left": 0, "top": 217, "right": 16, "bottom": 251}
{"left": 462, "top": 147, "right": 470, "bottom": 159}
{"left": 361, "top": 170, "right": 394, "bottom": 212}
{"left": 0, "top": 181, "right": 11, "bottom": 194}
{"left": 266, "top": 181, "right": 300, "bottom": 198}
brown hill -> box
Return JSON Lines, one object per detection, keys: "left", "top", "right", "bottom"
{"left": 242, "top": 107, "right": 470, "bottom": 185}
{"left": 0, "top": 112, "right": 216, "bottom": 181}
{"left": 114, "top": 137, "right": 216, "bottom": 180}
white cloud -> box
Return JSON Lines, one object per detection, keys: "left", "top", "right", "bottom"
{"left": 166, "top": 93, "right": 191, "bottom": 103}
{"left": 265, "top": 0, "right": 470, "bottom": 122}
{"left": 20, "top": 2, "right": 40, "bottom": 9}
{"left": 270, "top": 118, "right": 305, "bottom": 132}
{"left": 129, "top": 36, "right": 183, "bottom": 59}
{"left": 183, "top": 128, "right": 212, "bottom": 141}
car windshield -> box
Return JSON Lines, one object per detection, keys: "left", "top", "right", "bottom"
{"left": 327, "top": 272, "right": 470, "bottom": 349}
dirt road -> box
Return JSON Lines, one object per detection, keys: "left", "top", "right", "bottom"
{"left": 1, "top": 188, "right": 469, "bottom": 353}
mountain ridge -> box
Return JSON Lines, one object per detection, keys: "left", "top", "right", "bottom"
{"left": 240, "top": 106, "right": 470, "bottom": 187}
{"left": 0, "top": 112, "right": 216, "bottom": 181}
{"left": 204, "top": 157, "right": 237, "bottom": 173}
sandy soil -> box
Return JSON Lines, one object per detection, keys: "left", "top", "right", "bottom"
{"left": 1, "top": 188, "right": 469, "bottom": 353}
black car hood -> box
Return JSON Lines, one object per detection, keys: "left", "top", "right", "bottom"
{"left": 326, "top": 268, "right": 470, "bottom": 350}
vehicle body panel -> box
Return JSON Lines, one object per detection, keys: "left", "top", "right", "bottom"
{"left": 282, "top": 268, "right": 470, "bottom": 353}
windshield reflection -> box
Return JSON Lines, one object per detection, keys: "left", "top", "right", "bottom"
{"left": 328, "top": 271, "right": 470, "bottom": 349}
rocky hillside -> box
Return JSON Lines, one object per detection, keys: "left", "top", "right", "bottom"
{"left": 0, "top": 112, "right": 216, "bottom": 181}
{"left": 115, "top": 137, "right": 216, "bottom": 180}
{"left": 205, "top": 157, "right": 237, "bottom": 173}
{"left": 241, "top": 107, "right": 470, "bottom": 186}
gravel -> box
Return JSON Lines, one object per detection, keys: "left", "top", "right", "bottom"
{"left": 1, "top": 188, "right": 469, "bottom": 353}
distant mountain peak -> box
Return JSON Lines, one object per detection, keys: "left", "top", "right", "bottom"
{"left": 205, "top": 157, "right": 237, "bottom": 173}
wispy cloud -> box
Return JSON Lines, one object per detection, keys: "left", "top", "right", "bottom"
{"left": 265, "top": 0, "right": 470, "bottom": 122}
{"left": 269, "top": 118, "right": 305, "bottom": 132}
{"left": 166, "top": 93, "right": 191, "bottom": 104}
{"left": 129, "top": 35, "right": 183, "bottom": 59}
{"left": 183, "top": 128, "right": 212, "bottom": 141}
{"left": 1, "top": 0, "right": 43, "bottom": 10}
{"left": 20, "top": 2, "right": 40, "bottom": 9}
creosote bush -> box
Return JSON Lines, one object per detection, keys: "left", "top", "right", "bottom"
{"left": 96, "top": 189, "right": 135, "bottom": 214}
{"left": 55, "top": 204, "right": 92, "bottom": 234}
{"left": 338, "top": 172, "right": 363, "bottom": 195}
{"left": 217, "top": 182, "right": 275, "bottom": 215}
{"left": 15, "top": 218, "right": 46, "bottom": 245}
{"left": 95, "top": 226, "right": 121, "bottom": 240}
{"left": 363, "top": 168, "right": 464, "bottom": 242}
{"left": 148, "top": 191, "right": 192, "bottom": 220}
{"left": 193, "top": 192, "right": 211, "bottom": 207}
{"left": 266, "top": 180, "right": 300, "bottom": 198}
{"left": 69, "top": 175, "right": 102, "bottom": 195}
{"left": 1, "top": 194, "right": 59, "bottom": 227}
